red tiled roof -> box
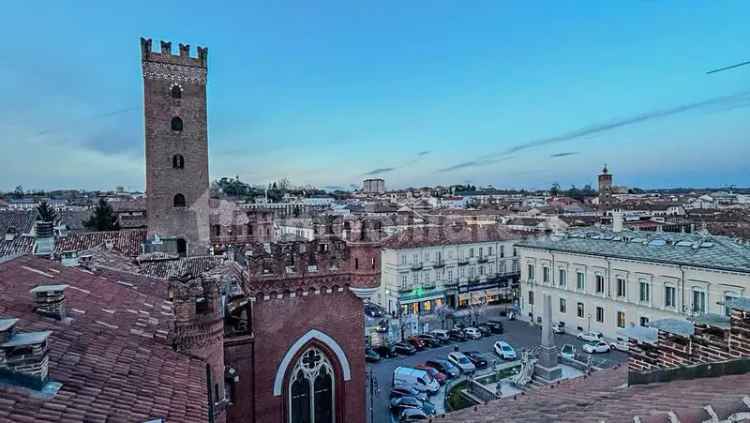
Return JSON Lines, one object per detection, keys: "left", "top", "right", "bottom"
{"left": 0, "top": 255, "right": 209, "bottom": 423}
{"left": 382, "top": 224, "right": 524, "bottom": 249}
{"left": 0, "top": 236, "right": 34, "bottom": 258}
{"left": 55, "top": 230, "right": 147, "bottom": 257}
{"left": 138, "top": 255, "right": 224, "bottom": 279}
{"left": 434, "top": 365, "right": 750, "bottom": 423}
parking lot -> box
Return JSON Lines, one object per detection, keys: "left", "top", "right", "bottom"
{"left": 366, "top": 318, "right": 628, "bottom": 423}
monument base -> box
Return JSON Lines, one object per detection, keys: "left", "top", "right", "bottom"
{"left": 534, "top": 363, "right": 563, "bottom": 382}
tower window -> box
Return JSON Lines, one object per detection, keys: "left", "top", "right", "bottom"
{"left": 172, "top": 154, "right": 185, "bottom": 169}
{"left": 173, "top": 193, "right": 186, "bottom": 207}
{"left": 171, "top": 84, "right": 182, "bottom": 99}
{"left": 171, "top": 116, "right": 183, "bottom": 132}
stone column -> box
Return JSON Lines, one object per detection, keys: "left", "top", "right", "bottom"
{"left": 534, "top": 293, "right": 562, "bottom": 381}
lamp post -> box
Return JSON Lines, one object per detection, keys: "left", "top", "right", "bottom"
{"left": 587, "top": 313, "right": 592, "bottom": 333}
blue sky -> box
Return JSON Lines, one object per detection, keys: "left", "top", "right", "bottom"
{"left": 1, "top": 1, "right": 749, "bottom": 192}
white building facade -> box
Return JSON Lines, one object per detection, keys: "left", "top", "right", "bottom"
{"left": 517, "top": 229, "right": 750, "bottom": 340}
{"left": 376, "top": 227, "right": 522, "bottom": 316}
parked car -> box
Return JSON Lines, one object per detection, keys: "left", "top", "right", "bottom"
{"left": 577, "top": 331, "right": 603, "bottom": 342}
{"left": 393, "top": 367, "right": 440, "bottom": 394}
{"left": 390, "top": 384, "right": 427, "bottom": 402}
{"left": 559, "top": 344, "right": 576, "bottom": 360}
{"left": 424, "top": 359, "right": 460, "bottom": 378}
{"left": 448, "top": 329, "right": 467, "bottom": 341}
{"left": 406, "top": 336, "right": 427, "bottom": 350}
{"left": 415, "top": 365, "right": 447, "bottom": 385}
{"left": 477, "top": 324, "right": 493, "bottom": 336}
{"left": 416, "top": 334, "right": 440, "bottom": 348}
{"left": 552, "top": 321, "right": 565, "bottom": 334}
{"left": 485, "top": 320, "right": 504, "bottom": 334}
{"left": 493, "top": 341, "right": 517, "bottom": 360}
{"left": 463, "top": 327, "right": 482, "bottom": 339}
{"left": 430, "top": 329, "right": 451, "bottom": 344}
{"left": 463, "top": 351, "right": 488, "bottom": 369}
{"left": 365, "top": 348, "right": 381, "bottom": 363}
{"left": 394, "top": 342, "right": 417, "bottom": 355}
{"left": 447, "top": 352, "right": 476, "bottom": 373}
{"left": 583, "top": 340, "right": 611, "bottom": 354}
{"left": 610, "top": 336, "right": 629, "bottom": 352}
{"left": 364, "top": 303, "right": 384, "bottom": 318}
{"left": 373, "top": 344, "right": 397, "bottom": 358}
{"left": 390, "top": 396, "right": 436, "bottom": 415}
{"left": 399, "top": 407, "right": 429, "bottom": 421}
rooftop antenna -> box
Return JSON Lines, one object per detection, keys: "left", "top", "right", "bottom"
{"left": 706, "top": 60, "right": 750, "bottom": 75}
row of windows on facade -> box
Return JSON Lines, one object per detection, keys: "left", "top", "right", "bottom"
{"left": 525, "top": 264, "right": 736, "bottom": 314}
{"left": 528, "top": 291, "right": 649, "bottom": 328}
{"left": 528, "top": 286, "right": 735, "bottom": 322}
{"left": 399, "top": 260, "right": 520, "bottom": 289}
{"left": 400, "top": 245, "right": 517, "bottom": 265}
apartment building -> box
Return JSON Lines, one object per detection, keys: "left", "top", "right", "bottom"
{"left": 516, "top": 229, "right": 750, "bottom": 340}
{"left": 376, "top": 225, "right": 522, "bottom": 315}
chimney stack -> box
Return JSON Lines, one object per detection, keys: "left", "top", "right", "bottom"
{"left": 0, "top": 317, "right": 52, "bottom": 390}
{"left": 33, "top": 221, "right": 55, "bottom": 257}
{"left": 30, "top": 284, "right": 69, "bottom": 320}
{"left": 4, "top": 227, "right": 17, "bottom": 241}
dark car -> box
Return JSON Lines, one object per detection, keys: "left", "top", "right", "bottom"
{"left": 399, "top": 407, "right": 429, "bottom": 421}
{"left": 424, "top": 359, "right": 460, "bottom": 378}
{"left": 390, "top": 385, "right": 428, "bottom": 402}
{"left": 364, "top": 303, "right": 384, "bottom": 318}
{"left": 375, "top": 319, "right": 389, "bottom": 333}
{"left": 394, "top": 342, "right": 417, "bottom": 355}
{"left": 365, "top": 348, "right": 381, "bottom": 363}
{"left": 406, "top": 336, "right": 427, "bottom": 350}
{"left": 486, "top": 320, "right": 504, "bottom": 334}
{"left": 477, "top": 324, "right": 493, "bottom": 336}
{"left": 416, "top": 334, "right": 440, "bottom": 348}
{"left": 390, "top": 397, "right": 436, "bottom": 416}
{"left": 463, "top": 351, "right": 488, "bottom": 369}
{"left": 373, "top": 344, "right": 397, "bottom": 358}
{"left": 448, "top": 329, "right": 467, "bottom": 341}
{"left": 415, "top": 365, "right": 447, "bottom": 385}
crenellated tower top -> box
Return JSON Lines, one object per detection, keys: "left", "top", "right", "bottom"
{"left": 140, "top": 37, "right": 208, "bottom": 69}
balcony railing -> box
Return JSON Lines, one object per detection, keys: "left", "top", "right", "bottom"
{"left": 444, "top": 280, "right": 458, "bottom": 288}
{"left": 457, "top": 259, "right": 469, "bottom": 266}
{"left": 433, "top": 260, "right": 445, "bottom": 268}
{"left": 478, "top": 257, "right": 488, "bottom": 263}
{"left": 411, "top": 263, "right": 423, "bottom": 271}
{"left": 423, "top": 282, "right": 436, "bottom": 290}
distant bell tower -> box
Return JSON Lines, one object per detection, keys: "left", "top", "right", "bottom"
{"left": 140, "top": 38, "right": 210, "bottom": 257}
{"left": 598, "top": 164, "right": 613, "bottom": 209}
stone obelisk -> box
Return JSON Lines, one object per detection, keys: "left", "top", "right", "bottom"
{"left": 534, "top": 293, "right": 562, "bottom": 381}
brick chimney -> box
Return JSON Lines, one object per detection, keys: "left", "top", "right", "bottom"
{"left": 4, "top": 227, "right": 17, "bottom": 241}
{"left": 30, "top": 284, "right": 69, "bottom": 320}
{"left": 0, "top": 317, "right": 52, "bottom": 390}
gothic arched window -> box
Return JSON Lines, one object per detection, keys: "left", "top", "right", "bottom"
{"left": 171, "top": 84, "right": 182, "bottom": 99}
{"left": 288, "top": 347, "right": 335, "bottom": 423}
{"left": 171, "top": 116, "right": 183, "bottom": 132}
{"left": 172, "top": 154, "right": 185, "bottom": 169}
{"left": 173, "top": 193, "right": 186, "bottom": 208}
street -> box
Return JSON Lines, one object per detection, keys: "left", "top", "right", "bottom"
{"left": 366, "top": 318, "right": 628, "bottom": 423}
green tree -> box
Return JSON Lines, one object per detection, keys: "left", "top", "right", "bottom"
{"left": 36, "top": 201, "right": 58, "bottom": 222}
{"left": 83, "top": 198, "right": 120, "bottom": 231}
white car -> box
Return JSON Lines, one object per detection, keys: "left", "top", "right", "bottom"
{"left": 447, "top": 352, "right": 476, "bottom": 373}
{"left": 610, "top": 336, "right": 629, "bottom": 352}
{"left": 577, "top": 331, "right": 603, "bottom": 342}
{"left": 582, "top": 340, "right": 611, "bottom": 354}
{"left": 463, "top": 327, "right": 482, "bottom": 339}
{"left": 493, "top": 341, "right": 517, "bottom": 360}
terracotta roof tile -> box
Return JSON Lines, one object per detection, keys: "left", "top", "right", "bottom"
{"left": 0, "top": 255, "right": 209, "bottom": 423}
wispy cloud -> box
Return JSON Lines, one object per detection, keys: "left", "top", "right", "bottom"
{"left": 417, "top": 151, "right": 431, "bottom": 156}
{"left": 363, "top": 167, "right": 396, "bottom": 176}
{"left": 436, "top": 156, "right": 515, "bottom": 173}
{"left": 550, "top": 152, "right": 579, "bottom": 158}
{"left": 439, "top": 90, "right": 750, "bottom": 172}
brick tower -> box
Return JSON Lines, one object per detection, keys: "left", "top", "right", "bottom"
{"left": 140, "top": 38, "right": 210, "bottom": 256}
